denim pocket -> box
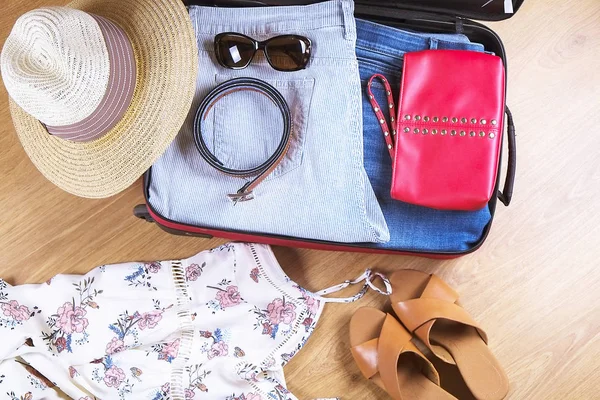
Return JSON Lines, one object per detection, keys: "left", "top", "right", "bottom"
{"left": 357, "top": 55, "right": 402, "bottom": 78}
{"left": 212, "top": 74, "right": 315, "bottom": 180}
{"left": 356, "top": 46, "right": 404, "bottom": 76}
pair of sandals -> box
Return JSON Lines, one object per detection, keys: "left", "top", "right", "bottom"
{"left": 350, "top": 270, "right": 509, "bottom": 400}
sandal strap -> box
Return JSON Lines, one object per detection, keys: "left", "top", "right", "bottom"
{"left": 350, "top": 314, "right": 440, "bottom": 399}
{"left": 394, "top": 274, "right": 489, "bottom": 352}
{"left": 350, "top": 338, "right": 379, "bottom": 380}
{"left": 350, "top": 314, "right": 411, "bottom": 382}
{"left": 422, "top": 274, "right": 460, "bottom": 303}
{"left": 378, "top": 314, "right": 440, "bottom": 399}
{"left": 396, "top": 297, "right": 487, "bottom": 339}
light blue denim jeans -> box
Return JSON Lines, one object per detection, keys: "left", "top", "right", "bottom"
{"left": 356, "top": 19, "right": 492, "bottom": 252}
{"left": 148, "top": 1, "right": 390, "bottom": 243}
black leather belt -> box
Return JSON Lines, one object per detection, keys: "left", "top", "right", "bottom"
{"left": 193, "top": 77, "right": 292, "bottom": 204}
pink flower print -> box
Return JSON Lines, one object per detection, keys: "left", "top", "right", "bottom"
{"left": 56, "top": 302, "right": 89, "bottom": 334}
{"left": 216, "top": 286, "right": 241, "bottom": 308}
{"left": 159, "top": 339, "right": 180, "bottom": 361}
{"left": 185, "top": 388, "right": 195, "bottom": 399}
{"left": 207, "top": 340, "right": 229, "bottom": 359}
{"left": 275, "top": 384, "right": 290, "bottom": 395}
{"left": 103, "top": 365, "right": 126, "bottom": 388}
{"left": 302, "top": 317, "right": 313, "bottom": 327}
{"left": 245, "top": 394, "right": 262, "bottom": 400}
{"left": 138, "top": 310, "right": 163, "bottom": 330}
{"left": 185, "top": 263, "right": 203, "bottom": 281}
{"left": 54, "top": 336, "right": 67, "bottom": 353}
{"left": 267, "top": 298, "right": 297, "bottom": 325}
{"left": 146, "top": 262, "right": 161, "bottom": 273}
{"left": 262, "top": 322, "right": 273, "bottom": 336}
{"left": 161, "top": 382, "right": 171, "bottom": 393}
{"left": 1, "top": 300, "right": 31, "bottom": 321}
{"left": 263, "top": 356, "right": 276, "bottom": 368}
{"left": 303, "top": 295, "right": 319, "bottom": 315}
{"left": 241, "top": 368, "right": 260, "bottom": 382}
{"left": 106, "top": 337, "right": 126, "bottom": 355}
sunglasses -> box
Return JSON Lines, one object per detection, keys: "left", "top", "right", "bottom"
{"left": 214, "top": 32, "right": 312, "bottom": 72}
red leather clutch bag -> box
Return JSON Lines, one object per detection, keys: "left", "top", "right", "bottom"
{"left": 391, "top": 50, "right": 505, "bottom": 211}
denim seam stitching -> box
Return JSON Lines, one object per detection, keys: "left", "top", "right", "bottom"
{"left": 350, "top": 61, "right": 381, "bottom": 243}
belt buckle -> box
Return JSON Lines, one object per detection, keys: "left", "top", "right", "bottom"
{"left": 228, "top": 191, "right": 255, "bottom": 205}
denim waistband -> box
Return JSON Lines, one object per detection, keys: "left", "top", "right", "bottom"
{"left": 356, "top": 18, "right": 484, "bottom": 59}
{"left": 190, "top": 0, "right": 355, "bottom": 39}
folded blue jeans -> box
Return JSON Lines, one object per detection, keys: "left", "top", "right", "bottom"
{"left": 356, "top": 19, "right": 492, "bottom": 252}
{"left": 148, "top": 1, "right": 390, "bottom": 244}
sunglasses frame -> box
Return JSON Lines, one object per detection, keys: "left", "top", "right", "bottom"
{"left": 214, "top": 32, "right": 312, "bottom": 72}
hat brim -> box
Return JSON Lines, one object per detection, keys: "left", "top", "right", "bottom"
{"left": 9, "top": 0, "right": 198, "bottom": 198}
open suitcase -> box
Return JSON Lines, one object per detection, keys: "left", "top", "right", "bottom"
{"left": 134, "top": 0, "right": 520, "bottom": 258}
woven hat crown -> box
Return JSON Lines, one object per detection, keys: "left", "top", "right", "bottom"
{"left": 1, "top": 7, "right": 110, "bottom": 126}
{"left": 3, "top": 0, "right": 198, "bottom": 198}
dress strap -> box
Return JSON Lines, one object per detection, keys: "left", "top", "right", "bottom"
{"left": 314, "top": 269, "right": 392, "bottom": 303}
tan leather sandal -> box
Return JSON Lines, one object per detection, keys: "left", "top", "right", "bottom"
{"left": 389, "top": 270, "right": 509, "bottom": 400}
{"left": 350, "top": 307, "right": 456, "bottom": 400}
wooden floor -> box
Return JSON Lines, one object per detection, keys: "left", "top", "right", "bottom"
{"left": 1, "top": 0, "right": 599, "bottom": 399}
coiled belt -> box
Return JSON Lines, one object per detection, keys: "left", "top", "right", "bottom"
{"left": 193, "top": 77, "right": 292, "bottom": 204}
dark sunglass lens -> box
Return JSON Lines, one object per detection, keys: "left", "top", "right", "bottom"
{"left": 265, "top": 36, "right": 311, "bottom": 71}
{"left": 216, "top": 35, "right": 256, "bottom": 69}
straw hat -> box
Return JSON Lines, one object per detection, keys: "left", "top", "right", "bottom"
{"left": 1, "top": 0, "right": 198, "bottom": 198}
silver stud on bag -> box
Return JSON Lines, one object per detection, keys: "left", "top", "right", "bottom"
{"left": 489, "top": 132, "right": 496, "bottom": 139}
{"left": 433, "top": 117, "right": 439, "bottom": 123}
{"left": 432, "top": 129, "right": 438, "bottom": 135}
{"left": 387, "top": 90, "right": 391, "bottom": 95}
{"left": 452, "top": 117, "right": 458, "bottom": 123}
{"left": 404, "top": 127, "right": 410, "bottom": 133}
{"left": 391, "top": 117, "right": 395, "bottom": 122}
{"left": 441, "top": 129, "right": 447, "bottom": 135}
{"left": 380, "top": 119, "right": 385, "bottom": 124}
{"left": 384, "top": 131, "right": 389, "bottom": 136}
{"left": 414, "top": 128, "right": 420, "bottom": 134}
{"left": 491, "top": 119, "right": 497, "bottom": 125}
{"left": 387, "top": 144, "right": 392, "bottom": 149}
{"left": 461, "top": 117, "right": 468, "bottom": 124}
{"left": 470, "top": 131, "right": 476, "bottom": 137}
{"left": 374, "top": 107, "right": 379, "bottom": 112}
{"left": 451, "top": 130, "right": 457, "bottom": 136}
{"left": 443, "top": 117, "right": 449, "bottom": 122}
{"left": 423, "top": 129, "right": 428, "bottom": 134}
{"left": 369, "top": 95, "right": 373, "bottom": 100}
{"left": 480, "top": 131, "right": 486, "bottom": 137}
{"left": 392, "top": 130, "right": 397, "bottom": 136}
{"left": 389, "top": 104, "right": 393, "bottom": 109}
{"left": 405, "top": 115, "right": 411, "bottom": 120}
{"left": 480, "top": 119, "right": 487, "bottom": 125}
{"left": 415, "top": 115, "right": 421, "bottom": 121}
{"left": 424, "top": 116, "right": 430, "bottom": 122}
{"left": 471, "top": 118, "right": 477, "bottom": 124}
{"left": 460, "top": 130, "right": 466, "bottom": 136}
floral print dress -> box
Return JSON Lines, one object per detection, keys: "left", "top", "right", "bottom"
{"left": 0, "top": 243, "right": 377, "bottom": 400}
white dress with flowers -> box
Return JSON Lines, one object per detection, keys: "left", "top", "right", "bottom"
{"left": 0, "top": 242, "right": 369, "bottom": 400}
